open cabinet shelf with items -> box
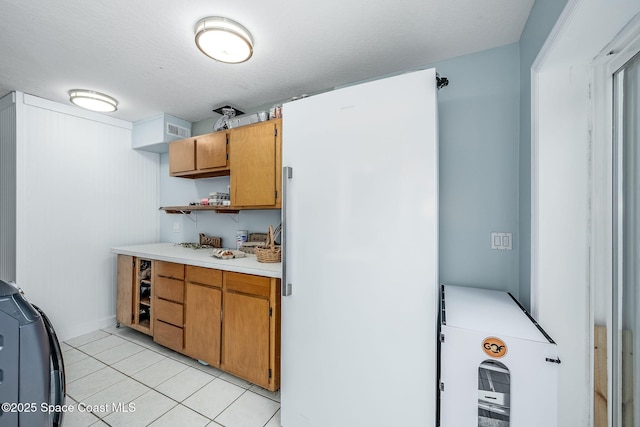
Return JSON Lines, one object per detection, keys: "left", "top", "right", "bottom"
{"left": 136, "top": 258, "right": 152, "bottom": 330}
{"left": 159, "top": 205, "right": 240, "bottom": 215}
{"left": 116, "top": 255, "right": 153, "bottom": 335}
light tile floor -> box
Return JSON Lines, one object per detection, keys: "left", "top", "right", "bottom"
{"left": 61, "top": 326, "right": 281, "bottom": 427}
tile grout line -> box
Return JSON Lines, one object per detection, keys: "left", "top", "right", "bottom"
{"left": 103, "top": 326, "right": 281, "bottom": 402}
{"left": 212, "top": 388, "right": 251, "bottom": 426}
{"left": 262, "top": 409, "right": 280, "bottom": 427}
{"left": 65, "top": 331, "right": 194, "bottom": 425}
{"left": 65, "top": 327, "right": 280, "bottom": 426}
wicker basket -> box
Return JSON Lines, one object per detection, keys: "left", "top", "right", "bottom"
{"left": 255, "top": 245, "right": 282, "bottom": 263}
{"left": 255, "top": 225, "right": 282, "bottom": 263}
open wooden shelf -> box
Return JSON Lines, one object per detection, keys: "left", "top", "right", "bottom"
{"left": 138, "top": 319, "right": 150, "bottom": 330}
{"left": 160, "top": 205, "right": 240, "bottom": 214}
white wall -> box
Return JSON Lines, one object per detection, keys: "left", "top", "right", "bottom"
{"left": 518, "top": 0, "right": 568, "bottom": 311}
{"left": 0, "top": 94, "right": 16, "bottom": 281}
{"left": 533, "top": 1, "right": 640, "bottom": 425}
{"left": 14, "top": 92, "right": 159, "bottom": 341}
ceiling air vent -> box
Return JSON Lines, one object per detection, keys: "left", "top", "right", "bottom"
{"left": 132, "top": 113, "right": 192, "bottom": 153}
{"left": 166, "top": 122, "right": 190, "bottom": 138}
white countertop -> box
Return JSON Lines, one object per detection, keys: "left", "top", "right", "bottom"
{"left": 112, "top": 243, "right": 282, "bottom": 279}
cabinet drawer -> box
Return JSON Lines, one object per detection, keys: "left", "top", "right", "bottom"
{"left": 155, "top": 276, "right": 184, "bottom": 303}
{"left": 224, "top": 272, "right": 270, "bottom": 298}
{"left": 154, "top": 320, "right": 183, "bottom": 352}
{"left": 154, "top": 298, "right": 184, "bottom": 326}
{"left": 155, "top": 261, "right": 184, "bottom": 280}
{"left": 186, "top": 266, "right": 222, "bottom": 287}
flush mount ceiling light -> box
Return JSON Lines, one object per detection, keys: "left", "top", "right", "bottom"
{"left": 68, "top": 89, "right": 118, "bottom": 112}
{"left": 194, "top": 17, "right": 253, "bottom": 64}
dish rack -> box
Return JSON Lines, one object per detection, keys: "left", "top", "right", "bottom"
{"left": 255, "top": 225, "right": 282, "bottom": 263}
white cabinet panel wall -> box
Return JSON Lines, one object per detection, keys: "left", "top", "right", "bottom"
{"left": 14, "top": 93, "right": 159, "bottom": 341}
{"left": 0, "top": 94, "right": 16, "bottom": 281}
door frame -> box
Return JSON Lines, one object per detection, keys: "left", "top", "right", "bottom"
{"left": 530, "top": 1, "right": 640, "bottom": 425}
{"left": 592, "top": 13, "right": 640, "bottom": 426}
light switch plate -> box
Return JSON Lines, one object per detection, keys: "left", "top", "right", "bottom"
{"left": 491, "top": 232, "right": 512, "bottom": 250}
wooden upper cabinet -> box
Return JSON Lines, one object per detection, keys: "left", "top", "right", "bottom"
{"left": 169, "top": 132, "right": 229, "bottom": 178}
{"left": 167, "top": 119, "right": 282, "bottom": 209}
{"left": 168, "top": 138, "right": 195, "bottom": 174}
{"left": 196, "top": 132, "right": 228, "bottom": 171}
{"left": 229, "top": 119, "right": 282, "bottom": 208}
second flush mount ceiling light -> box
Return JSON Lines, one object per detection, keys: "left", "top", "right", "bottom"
{"left": 68, "top": 89, "right": 118, "bottom": 112}
{"left": 194, "top": 17, "right": 253, "bottom": 64}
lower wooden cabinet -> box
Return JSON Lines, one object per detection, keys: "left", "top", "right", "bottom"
{"left": 154, "top": 319, "right": 183, "bottom": 352}
{"left": 222, "top": 291, "right": 271, "bottom": 387}
{"left": 154, "top": 298, "right": 183, "bottom": 326}
{"left": 184, "top": 266, "right": 222, "bottom": 367}
{"left": 222, "top": 272, "right": 280, "bottom": 391}
{"left": 116, "top": 257, "right": 280, "bottom": 391}
{"left": 116, "top": 255, "right": 153, "bottom": 335}
{"left": 153, "top": 261, "right": 185, "bottom": 352}
{"left": 116, "top": 255, "right": 134, "bottom": 328}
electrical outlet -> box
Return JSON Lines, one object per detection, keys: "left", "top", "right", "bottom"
{"left": 491, "top": 232, "right": 512, "bottom": 250}
{"left": 173, "top": 222, "right": 181, "bottom": 233}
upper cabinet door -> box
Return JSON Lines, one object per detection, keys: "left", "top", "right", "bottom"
{"left": 169, "top": 138, "right": 195, "bottom": 174}
{"left": 196, "top": 132, "right": 228, "bottom": 171}
{"left": 169, "top": 132, "right": 230, "bottom": 178}
{"left": 229, "top": 120, "right": 280, "bottom": 207}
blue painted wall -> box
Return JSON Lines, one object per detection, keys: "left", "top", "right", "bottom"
{"left": 431, "top": 43, "right": 521, "bottom": 296}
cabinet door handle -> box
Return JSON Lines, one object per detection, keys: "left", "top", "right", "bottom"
{"left": 282, "top": 166, "right": 293, "bottom": 297}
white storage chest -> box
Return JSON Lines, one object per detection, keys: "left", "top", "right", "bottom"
{"left": 439, "top": 285, "right": 560, "bottom": 427}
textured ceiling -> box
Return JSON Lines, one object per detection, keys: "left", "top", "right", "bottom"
{"left": 0, "top": 0, "right": 534, "bottom": 123}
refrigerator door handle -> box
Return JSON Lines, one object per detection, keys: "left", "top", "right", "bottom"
{"left": 282, "top": 166, "right": 293, "bottom": 296}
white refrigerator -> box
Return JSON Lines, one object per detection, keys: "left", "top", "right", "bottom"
{"left": 281, "top": 68, "right": 439, "bottom": 426}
